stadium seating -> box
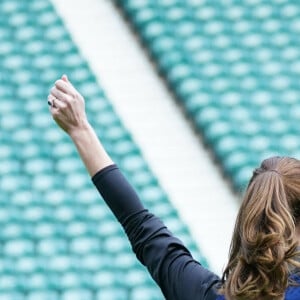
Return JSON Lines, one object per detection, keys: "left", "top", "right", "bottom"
{"left": 115, "top": 0, "right": 300, "bottom": 191}
{"left": 0, "top": 0, "right": 207, "bottom": 299}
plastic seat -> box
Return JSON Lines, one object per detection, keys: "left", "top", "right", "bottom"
{"left": 0, "top": 113, "right": 26, "bottom": 131}
{"left": 203, "top": 121, "right": 232, "bottom": 146}
{"left": 64, "top": 173, "right": 89, "bottom": 191}
{"left": 3, "top": 239, "right": 34, "bottom": 257}
{"left": 102, "top": 236, "right": 129, "bottom": 254}
{"left": 140, "top": 185, "right": 167, "bottom": 206}
{"left": 131, "top": 285, "right": 163, "bottom": 300}
{"left": 75, "top": 188, "right": 97, "bottom": 205}
{"left": 141, "top": 20, "right": 167, "bottom": 42}
{"left": 92, "top": 270, "right": 117, "bottom": 288}
{"left": 27, "top": 290, "right": 58, "bottom": 300}
{"left": 96, "top": 287, "right": 128, "bottom": 300}
{"left": 167, "top": 62, "right": 192, "bottom": 84}
{"left": 55, "top": 157, "right": 83, "bottom": 174}
{"left": 29, "top": 0, "right": 52, "bottom": 12}
{"left": 150, "top": 34, "right": 177, "bottom": 57}
{"left": 122, "top": 0, "right": 152, "bottom": 15}
{"left": 36, "top": 238, "right": 68, "bottom": 256}
{"left": 43, "top": 189, "right": 68, "bottom": 206}
{"left": 61, "top": 289, "right": 93, "bottom": 300}
{"left": 33, "top": 221, "right": 56, "bottom": 239}
{"left": 120, "top": 153, "right": 147, "bottom": 174}
{"left": 0, "top": 293, "right": 24, "bottom": 300}
{"left": 0, "top": 274, "right": 18, "bottom": 291}
{"left": 1, "top": 223, "right": 25, "bottom": 240}
{"left": 15, "top": 256, "right": 39, "bottom": 275}
{"left": 79, "top": 254, "right": 110, "bottom": 272}
{"left": 1, "top": 174, "right": 30, "bottom": 192}
{"left": 35, "top": 11, "right": 59, "bottom": 27}
{"left": 130, "top": 169, "right": 156, "bottom": 188}
{"left": 124, "top": 268, "right": 151, "bottom": 288}
{"left": 132, "top": 7, "right": 158, "bottom": 29}
{"left": 114, "top": 252, "right": 136, "bottom": 270}
{"left": 85, "top": 204, "right": 111, "bottom": 221}
{"left": 95, "top": 218, "right": 121, "bottom": 238}
{"left": 69, "top": 236, "right": 101, "bottom": 255}
{"left": 47, "top": 255, "right": 74, "bottom": 273}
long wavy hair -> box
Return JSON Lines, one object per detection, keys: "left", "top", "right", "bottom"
{"left": 220, "top": 156, "right": 300, "bottom": 300}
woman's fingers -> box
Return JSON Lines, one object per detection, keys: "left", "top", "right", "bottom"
{"left": 55, "top": 79, "right": 70, "bottom": 94}
{"left": 53, "top": 77, "right": 78, "bottom": 102}
{"left": 47, "top": 74, "right": 88, "bottom": 134}
{"left": 48, "top": 94, "right": 66, "bottom": 109}
{"left": 61, "top": 74, "right": 68, "bottom": 82}
{"left": 55, "top": 76, "right": 75, "bottom": 94}
{"left": 50, "top": 86, "right": 70, "bottom": 102}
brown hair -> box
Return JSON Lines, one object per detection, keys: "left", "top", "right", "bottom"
{"left": 220, "top": 156, "right": 300, "bottom": 300}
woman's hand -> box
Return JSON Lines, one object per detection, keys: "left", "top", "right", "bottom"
{"left": 48, "top": 75, "right": 89, "bottom": 136}
{"left": 48, "top": 75, "right": 113, "bottom": 176}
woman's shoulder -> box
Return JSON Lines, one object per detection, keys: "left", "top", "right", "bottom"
{"left": 215, "top": 275, "right": 300, "bottom": 300}
{"left": 285, "top": 274, "right": 300, "bottom": 299}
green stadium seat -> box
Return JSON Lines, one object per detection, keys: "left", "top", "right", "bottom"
{"left": 61, "top": 289, "right": 93, "bottom": 300}
{"left": 125, "top": 268, "right": 150, "bottom": 288}
{"left": 15, "top": 256, "right": 39, "bottom": 274}
{"left": 27, "top": 290, "right": 58, "bottom": 300}
{"left": 131, "top": 285, "right": 163, "bottom": 300}
{"left": 0, "top": 274, "right": 18, "bottom": 290}
{"left": 3, "top": 239, "right": 35, "bottom": 257}
{"left": 1, "top": 223, "right": 26, "bottom": 240}
{"left": 0, "top": 293, "right": 24, "bottom": 300}
{"left": 96, "top": 287, "right": 128, "bottom": 300}
{"left": 36, "top": 238, "right": 68, "bottom": 256}
{"left": 92, "top": 270, "right": 117, "bottom": 288}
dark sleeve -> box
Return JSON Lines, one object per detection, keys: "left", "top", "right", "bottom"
{"left": 92, "top": 164, "right": 221, "bottom": 300}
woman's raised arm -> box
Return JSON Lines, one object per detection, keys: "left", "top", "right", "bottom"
{"left": 48, "top": 76, "right": 221, "bottom": 300}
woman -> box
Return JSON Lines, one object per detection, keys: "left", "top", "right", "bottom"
{"left": 48, "top": 75, "right": 300, "bottom": 300}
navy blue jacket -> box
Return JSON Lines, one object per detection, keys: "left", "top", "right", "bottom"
{"left": 92, "top": 165, "right": 300, "bottom": 300}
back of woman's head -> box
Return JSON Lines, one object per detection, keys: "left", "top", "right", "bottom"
{"left": 221, "top": 156, "right": 300, "bottom": 300}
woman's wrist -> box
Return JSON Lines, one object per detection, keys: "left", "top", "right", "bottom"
{"left": 68, "top": 121, "right": 92, "bottom": 141}
{"left": 68, "top": 121, "right": 113, "bottom": 176}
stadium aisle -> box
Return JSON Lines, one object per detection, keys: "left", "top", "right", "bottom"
{"left": 51, "top": 0, "right": 238, "bottom": 275}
